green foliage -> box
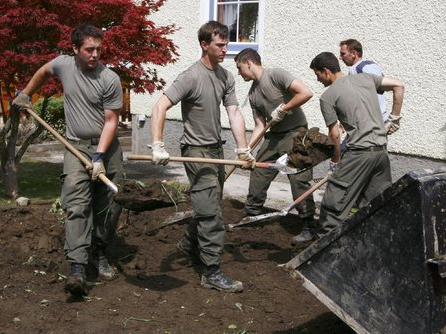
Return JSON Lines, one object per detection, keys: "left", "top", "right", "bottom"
{"left": 33, "top": 96, "right": 66, "bottom": 141}
{"left": 0, "top": 158, "right": 62, "bottom": 206}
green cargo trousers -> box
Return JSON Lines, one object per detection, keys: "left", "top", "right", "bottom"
{"left": 181, "top": 144, "right": 225, "bottom": 268}
{"left": 61, "top": 138, "right": 124, "bottom": 264}
{"left": 320, "top": 148, "right": 392, "bottom": 229}
{"left": 245, "top": 128, "right": 315, "bottom": 219}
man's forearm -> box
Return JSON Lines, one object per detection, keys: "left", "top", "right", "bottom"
{"left": 22, "top": 63, "right": 53, "bottom": 96}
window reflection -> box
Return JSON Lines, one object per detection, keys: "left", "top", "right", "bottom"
{"left": 217, "top": 1, "right": 259, "bottom": 43}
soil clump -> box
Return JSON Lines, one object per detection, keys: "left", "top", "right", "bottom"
{"left": 287, "top": 127, "right": 335, "bottom": 170}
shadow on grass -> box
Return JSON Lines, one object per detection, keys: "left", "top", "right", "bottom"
{"left": 0, "top": 158, "right": 63, "bottom": 205}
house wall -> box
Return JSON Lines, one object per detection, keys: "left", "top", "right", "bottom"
{"left": 131, "top": 0, "right": 446, "bottom": 160}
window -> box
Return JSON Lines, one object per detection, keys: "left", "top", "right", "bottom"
{"left": 208, "top": 0, "right": 264, "bottom": 54}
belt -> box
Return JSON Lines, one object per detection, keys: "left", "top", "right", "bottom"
{"left": 69, "top": 138, "right": 100, "bottom": 146}
{"left": 348, "top": 145, "right": 386, "bottom": 152}
{"left": 184, "top": 140, "right": 226, "bottom": 150}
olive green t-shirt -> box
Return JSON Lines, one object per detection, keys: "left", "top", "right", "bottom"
{"left": 320, "top": 73, "right": 387, "bottom": 149}
{"left": 51, "top": 55, "right": 122, "bottom": 140}
{"left": 164, "top": 60, "right": 238, "bottom": 146}
{"left": 249, "top": 68, "right": 308, "bottom": 133}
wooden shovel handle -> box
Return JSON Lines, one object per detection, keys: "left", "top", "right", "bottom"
{"left": 25, "top": 107, "right": 118, "bottom": 193}
{"left": 282, "top": 175, "right": 329, "bottom": 214}
{"left": 127, "top": 154, "right": 249, "bottom": 167}
{"left": 225, "top": 120, "right": 274, "bottom": 180}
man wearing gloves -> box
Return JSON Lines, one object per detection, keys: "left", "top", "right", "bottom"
{"left": 234, "top": 48, "right": 317, "bottom": 246}
{"left": 13, "top": 24, "right": 124, "bottom": 297}
{"left": 339, "top": 39, "right": 402, "bottom": 135}
{"left": 310, "top": 52, "right": 404, "bottom": 230}
{"left": 150, "top": 21, "right": 255, "bottom": 293}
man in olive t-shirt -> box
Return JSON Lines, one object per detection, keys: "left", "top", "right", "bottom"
{"left": 12, "top": 24, "right": 124, "bottom": 297}
{"left": 150, "top": 21, "right": 255, "bottom": 293}
{"left": 234, "top": 48, "right": 317, "bottom": 246}
{"left": 309, "top": 52, "right": 404, "bottom": 229}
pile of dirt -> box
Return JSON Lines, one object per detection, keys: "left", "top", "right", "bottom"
{"left": 0, "top": 199, "right": 354, "bottom": 333}
{"left": 287, "top": 127, "right": 334, "bottom": 170}
{"left": 113, "top": 179, "right": 189, "bottom": 212}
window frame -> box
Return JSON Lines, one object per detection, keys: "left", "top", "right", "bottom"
{"left": 207, "top": 0, "right": 264, "bottom": 55}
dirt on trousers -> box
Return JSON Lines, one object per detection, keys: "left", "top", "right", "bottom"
{"left": 0, "top": 194, "right": 355, "bottom": 334}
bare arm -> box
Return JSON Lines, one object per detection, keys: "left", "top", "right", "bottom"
{"left": 226, "top": 105, "right": 249, "bottom": 149}
{"left": 380, "top": 77, "right": 404, "bottom": 117}
{"left": 151, "top": 94, "right": 174, "bottom": 142}
{"left": 97, "top": 109, "right": 120, "bottom": 153}
{"left": 328, "top": 121, "right": 341, "bottom": 163}
{"left": 248, "top": 115, "right": 266, "bottom": 147}
{"left": 22, "top": 62, "right": 53, "bottom": 96}
{"left": 281, "top": 79, "right": 313, "bottom": 112}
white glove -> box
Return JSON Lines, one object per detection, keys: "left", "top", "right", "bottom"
{"left": 328, "top": 160, "right": 337, "bottom": 175}
{"left": 235, "top": 147, "right": 256, "bottom": 169}
{"left": 151, "top": 141, "right": 170, "bottom": 165}
{"left": 270, "top": 104, "right": 292, "bottom": 123}
{"left": 91, "top": 152, "right": 105, "bottom": 181}
{"left": 12, "top": 92, "right": 33, "bottom": 110}
{"left": 386, "top": 114, "right": 402, "bottom": 135}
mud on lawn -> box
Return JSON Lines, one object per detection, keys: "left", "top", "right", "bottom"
{"left": 0, "top": 196, "right": 354, "bottom": 334}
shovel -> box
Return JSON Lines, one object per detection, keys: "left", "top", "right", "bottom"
{"left": 25, "top": 107, "right": 118, "bottom": 193}
{"left": 126, "top": 154, "right": 303, "bottom": 175}
{"left": 227, "top": 175, "right": 329, "bottom": 229}
{"left": 155, "top": 120, "right": 275, "bottom": 227}
{"left": 225, "top": 119, "right": 274, "bottom": 180}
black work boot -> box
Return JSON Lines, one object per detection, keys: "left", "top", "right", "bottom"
{"left": 91, "top": 245, "right": 116, "bottom": 281}
{"left": 64, "top": 263, "right": 88, "bottom": 297}
{"left": 201, "top": 266, "right": 243, "bottom": 293}
{"left": 290, "top": 218, "right": 319, "bottom": 246}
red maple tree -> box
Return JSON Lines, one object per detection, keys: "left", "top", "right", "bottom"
{"left": 0, "top": 0, "right": 179, "bottom": 198}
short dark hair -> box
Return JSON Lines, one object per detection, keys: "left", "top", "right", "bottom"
{"left": 310, "top": 52, "right": 341, "bottom": 73}
{"left": 339, "top": 39, "right": 363, "bottom": 57}
{"left": 71, "top": 24, "right": 103, "bottom": 48}
{"left": 234, "top": 48, "right": 262, "bottom": 65}
{"left": 198, "top": 20, "right": 229, "bottom": 44}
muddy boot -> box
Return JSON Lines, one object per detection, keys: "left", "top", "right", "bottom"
{"left": 201, "top": 266, "right": 243, "bottom": 293}
{"left": 91, "top": 246, "right": 116, "bottom": 281}
{"left": 64, "top": 263, "right": 88, "bottom": 297}
{"left": 290, "top": 218, "right": 319, "bottom": 246}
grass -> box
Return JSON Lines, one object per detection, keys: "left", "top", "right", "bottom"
{"left": 0, "top": 157, "right": 63, "bottom": 206}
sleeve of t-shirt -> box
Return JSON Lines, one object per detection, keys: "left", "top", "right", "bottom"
{"left": 50, "top": 55, "right": 65, "bottom": 77}
{"left": 103, "top": 73, "right": 123, "bottom": 110}
{"left": 164, "top": 70, "right": 193, "bottom": 105}
{"left": 320, "top": 98, "right": 338, "bottom": 127}
{"left": 270, "top": 68, "right": 294, "bottom": 90}
{"left": 370, "top": 74, "right": 384, "bottom": 93}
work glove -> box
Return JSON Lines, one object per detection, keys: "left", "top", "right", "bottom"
{"left": 91, "top": 152, "right": 105, "bottom": 181}
{"left": 235, "top": 147, "right": 256, "bottom": 169}
{"left": 270, "top": 104, "right": 292, "bottom": 123}
{"left": 12, "top": 92, "right": 33, "bottom": 110}
{"left": 385, "top": 114, "right": 402, "bottom": 135}
{"left": 328, "top": 160, "right": 337, "bottom": 175}
{"left": 151, "top": 141, "right": 170, "bottom": 165}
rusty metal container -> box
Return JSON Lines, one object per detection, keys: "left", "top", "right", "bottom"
{"left": 286, "top": 168, "right": 446, "bottom": 334}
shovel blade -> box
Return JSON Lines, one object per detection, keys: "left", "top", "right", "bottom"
{"left": 267, "top": 163, "right": 300, "bottom": 174}
{"left": 228, "top": 211, "right": 286, "bottom": 229}
{"left": 159, "top": 210, "right": 193, "bottom": 228}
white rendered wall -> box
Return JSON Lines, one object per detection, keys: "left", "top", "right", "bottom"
{"left": 131, "top": 0, "right": 446, "bottom": 160}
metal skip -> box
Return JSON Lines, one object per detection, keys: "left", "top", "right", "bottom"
{"left": 284, "top": 168, "right": 446, "bottom": 334}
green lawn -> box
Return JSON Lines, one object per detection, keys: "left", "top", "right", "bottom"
{"left": 0, "top": 158, "right": 63, "bottom": 206}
